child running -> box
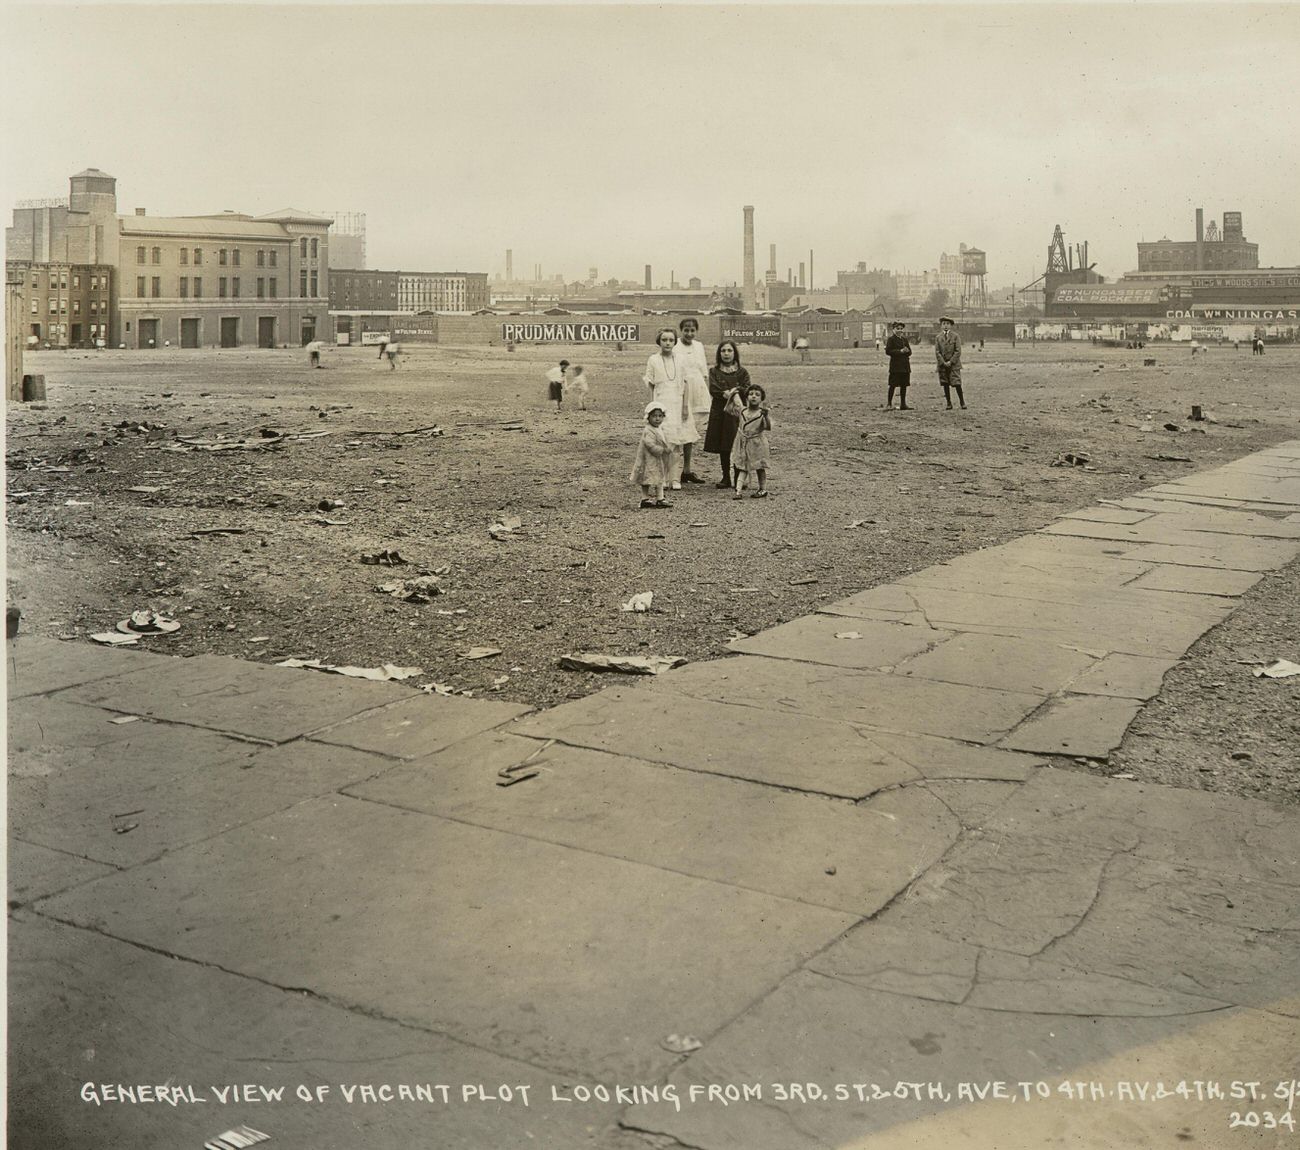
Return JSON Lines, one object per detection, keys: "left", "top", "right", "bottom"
{"left": 630, "top": 400, "right": 674, "bottom": 509}
{"left": 567, "top": 364, "right": 590, "bottom": 410}
{"left": 731, "top": 385, "right": 772, "bottom": 499}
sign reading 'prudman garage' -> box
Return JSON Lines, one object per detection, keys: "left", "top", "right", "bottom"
{"left": 502, "top": 322, "right": 639, "bottom": 343}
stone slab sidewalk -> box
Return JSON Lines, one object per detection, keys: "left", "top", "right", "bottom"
{"left": 9, "top": 443, "right": 1300, "bottom": 1149}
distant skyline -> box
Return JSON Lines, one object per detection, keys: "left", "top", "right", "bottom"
{"left": 3, "top": 4, "right": 1298, "bottom": 289}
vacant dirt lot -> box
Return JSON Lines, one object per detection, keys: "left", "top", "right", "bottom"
{"left": 7, "top": 339, "right": 1299, "bottom": 803}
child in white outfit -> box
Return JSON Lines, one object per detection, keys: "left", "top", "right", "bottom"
{"left": 630, "top": 401, "right": 674, "bottom": 508}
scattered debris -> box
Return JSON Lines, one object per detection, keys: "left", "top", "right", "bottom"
{"left": 277, "top": 658, "right": 423, "bottom": 681}
{"left": 6, "top": 606, "right": 20, "bottom": 639}
{"left": 360, "top": 549, "right": 406, "bottom": 566}
{"left": 90, "top": 631, "right": 140, "bottom": 646}
{"left": 353, "top": 424, "right": 443, "bottom": 437}
{"left": 170, "top": 429, "right": 331, "bottom": 452}
{"left": 790, "top": 577, "right": 819, "bottom": 586}
{"left": 318, "top": 498, "right": 345, "bottom": 511}
{"left": 620, "top": 591, "right": 654, "bottom": 613}
{"left": 116, "top": 610, "right": 180, "bottom": 635}
{"left": 1143, "top": 358, "right": 1156, "bottom": 366}
{"left": 1163, "top": 422, "right": 1181, "bottom": 432}
{"left": 1254, "top": 659, "right": 1300, "bottom": 679}
{"left": 375, "top": 575, "right": 443, "bottom": 603}
{"left": 1110, "top": 772, "right": 1137, "bottom": 780}
{"left": 1050, "top": 450, "right": 1092, "bottom": 468}
{"left": 660, "top": 1034, "right": 703, "bottom": 1054}
{"left": 489, "top": 515, "right": 523, "bottom": 540}
{"left": 844, "top": 519, "right": 875, "bottom": 529}
{"left": 1190, "top": 405, "right": 1204, "bottom": 421}
{"left": 825, "top": 866, "right": 837, "bottom": 876}
{"left": 190, "top": 527, "right": 248, "bottom": 537}
{"left": 204, "top": 1126, "right": 271, "bottom": 1150}
{"left": 109, "top": 715, "right": 142, "bottom": 725}
{"left": 1230, "top": 750, "right": 1254, "bottom": 761}
{"left": 460, "top": 646, "right": 503, "bottom": 660}
{"left": 497, "top": 739, "right": 553, "bottom": 787}
{"left": 559, "top": 653, "right": 687, "bottom": 675}
{"left": 126, "top": 485, "right": 164, "bottom": 494}
{"left": 1146, "top": 453, "right": 1192, "bottom": 463}
{"left": 835, "top": 631, "right": 863, "bottom": 640}
{"left": 314, "top": 517, "right": 348, "bottom": 527}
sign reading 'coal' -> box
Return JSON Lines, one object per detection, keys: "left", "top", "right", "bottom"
{"left": 502, "top": 323, "right": 639, "bottom": 343}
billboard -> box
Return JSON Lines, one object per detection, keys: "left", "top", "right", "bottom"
{"left": 501, "top": 322, "right": 639, "bottom": 343}
{"left": 1223, "top": 211, "right": 1243, "bottom": 239}
{"left": 1053, "top": 286, "right": 1165, "bottom": 305}
{"left": 721, "top": 317, "right": 782, "bottom": 345}
{"left": 960, "top": 249, "right": 986, "bottom": 276}
{"left": 1166, "top": 307, "right": 1299, "bottom": 321}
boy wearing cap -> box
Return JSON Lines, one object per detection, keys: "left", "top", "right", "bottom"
{"left": 884, "top": 321, "right": 912, "bottom": 410}
{"left": 936, "top": 317, "right": 965, "bottom": 409}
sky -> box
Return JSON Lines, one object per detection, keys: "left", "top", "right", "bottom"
{"left": 2, "top": 2, "right": 1299, "bottom": 290}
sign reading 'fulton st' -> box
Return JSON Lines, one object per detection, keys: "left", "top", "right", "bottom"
{"left": 721, "top": 318, "right": 782, "bottom": 345}
{"left": 502, "top": 322, "right": 639, "bottom": 343}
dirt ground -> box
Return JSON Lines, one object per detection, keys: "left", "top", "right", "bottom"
{"left": 7, "top": 339, "right": 1299, "bottom": 804}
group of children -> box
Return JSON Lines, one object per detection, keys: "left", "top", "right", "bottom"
{"left": 545, "top": 360, "right": 591, "bottom": 411}
{"left": 632, "top": 320, "right": 771, "bottom": 509}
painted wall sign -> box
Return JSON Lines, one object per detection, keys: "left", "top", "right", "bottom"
{"left": 720, "top": 319, "right": 782, "bottom": 345}
{"left": 501, "top": 322, "right": 639, "bottom": 342}
{"left": 1167, "top": 308, "right": 1298, "bottom": 321}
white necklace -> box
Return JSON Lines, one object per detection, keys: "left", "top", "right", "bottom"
{"left": 661, "top": 354, "right": 676, "bottom": 380}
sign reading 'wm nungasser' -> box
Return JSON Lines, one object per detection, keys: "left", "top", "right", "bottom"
{"left": 502, "top": 322, "right": 640, "bottom": 343}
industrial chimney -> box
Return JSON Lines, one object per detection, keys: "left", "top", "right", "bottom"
{"left": 769, "top": 243, "right": 776, "bottom": 274}
{"left": 809, "top": 249, "right": 814, "bottom": 292}
{"left": 1195, "top": 208, "right": 1204, "bottom": 271}
{"left": 506, "top": 249, "right": 513, "bottom": 279}
{"left": 645, "top": 264, "right": 652, "bottom": 289}
{"left": 742, "top": 205, "right": 756, "bottom": 309}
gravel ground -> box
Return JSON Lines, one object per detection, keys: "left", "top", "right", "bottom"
{"left": 7, "top": 340, "right": 1299, "bottom": 803}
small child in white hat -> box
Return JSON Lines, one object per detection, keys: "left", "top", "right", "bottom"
{"left": 629, "top": 400, "right": 674, "bottom": 508}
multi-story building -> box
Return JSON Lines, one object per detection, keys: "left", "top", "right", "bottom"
{"left": 326, "top": 212, "right": 366, "bottom": 270}
{"left": 1137, "top": 209, "right": 1259, "bottom": 273}
{"left": 8, "top": 260, "right": 114, "bottom": 348}
{"left": 6, "top": 169, "right": 332, "bottom": 348}
{"left": 397, "top": 270, "right": 489, "bottom": 313}
{"left": 836, "top": 264, "right": 897, "bottom": 298}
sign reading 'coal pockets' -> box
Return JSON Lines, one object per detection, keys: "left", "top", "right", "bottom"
{"left": 502, "top": 322, "right": 639, "bottom": 342}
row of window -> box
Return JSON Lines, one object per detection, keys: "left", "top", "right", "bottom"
{"left": 300, "top": 237, "right": 319, "bottom": 259}
{"left": 135, "top": 246, "right": 282, "bottom": 267}
{"left": 135, "top": 276, "right": 293, "bottom": 300}
{"left": 32, "top": 298, "right": 107, "bottom": 315}
{"left": 28, "top": 273, "right": 110, "bottom": 290}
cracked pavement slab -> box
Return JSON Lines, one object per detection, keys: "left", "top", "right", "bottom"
{"left": 348, "top": 730, "right": 960, "bottom": 915}
{"left": 728, "top": 614, "right": 950, "bottom": 670}
{"left": 6, "top": 634, "right": 174, "bottom": 699}
{"left": 619, "top": 970, "right": 1292, "bottom": 1150}
{"left": 510, "top": 685, "right": 925, "bottom": 797}
{"left": 33, "top": 793, "right": 856, "bottom": 1081}
{"left": 52, "top": 653, "right": 416, "bottom": 743}
{"left": 9, "top": 914, "right": 623, "bottom": 1150}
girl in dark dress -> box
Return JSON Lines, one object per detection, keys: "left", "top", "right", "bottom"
{"left": 703, "top": 340, "right": 751, "bottom": 488}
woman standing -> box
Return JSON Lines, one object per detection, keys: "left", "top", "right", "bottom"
{"left": 676, "top": 317, "right": 711, "bottom": 483}
{"left": 703, "top": 340, "right": 751, "bottom": 489}
{"left": 643, "top": 328, "right": 695, "bottom": 489}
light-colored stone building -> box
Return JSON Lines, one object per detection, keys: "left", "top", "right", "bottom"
{"left": 6, "top": 169, "right": 332, "bottom": 348}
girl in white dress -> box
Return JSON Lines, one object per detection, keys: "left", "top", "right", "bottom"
{"left": 675, "top": 317, "right": 711, "bottom": 483}
{"left": 642, "top": 328, "right": 696, "bottom": 489}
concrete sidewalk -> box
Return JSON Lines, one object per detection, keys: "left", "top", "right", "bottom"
{"left": 9, "top": 443, "right": 1300, "bottom": 1149}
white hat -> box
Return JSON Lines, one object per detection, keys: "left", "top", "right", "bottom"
{"left": 645, "top": 400, "right": 667, "bottom": 416}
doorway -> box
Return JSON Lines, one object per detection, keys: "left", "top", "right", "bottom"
{"left": 300, "top": 318, "right": 316, "bottom": 346}
{"left": 138, "top": 319, "right": 159, "bottom": 349}
{"left": 220, "top": 317, "right": 239, "bottom": 348}
{"left": 257, "top": 316, "right": 276, "bottom": 349}
{"left": 181, "top": 318, "right": 200, "bottom": 348}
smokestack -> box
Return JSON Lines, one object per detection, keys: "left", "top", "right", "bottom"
{"left": 645, "top": 264, "right": 652, "bottom": 289}
{"left": 799, "top": 261, "right": 806, "bottom": 289}
{"left": 506, "top": 249, "right": 513, "bottom": 279}
{"left": 742, "top": 205, "right": 756, "bottom": 309}
{"left": 788, "top": 267, "right": 793, "bottom": 286}
{"left": 769, "top": 243, "right": 776, "bottom": 274}
{"left": 1195, "top": 208, "right": 1204, "bottom": 271}
{"left": 809, "top": 249, "right": 814, "bottom": 291}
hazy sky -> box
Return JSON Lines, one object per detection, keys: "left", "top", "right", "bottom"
{"left": 3, "top": 3, "right": 1298, "bottom": 288}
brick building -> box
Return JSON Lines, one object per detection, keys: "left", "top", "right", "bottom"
{"left": 1137, "top": 209, "right": 1258, "bottom": 273}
